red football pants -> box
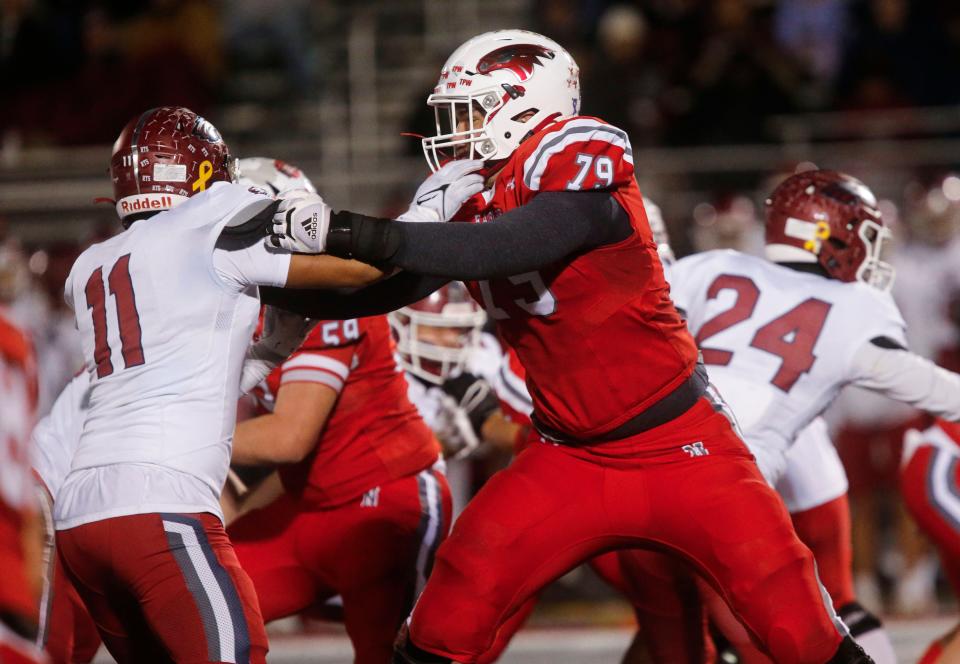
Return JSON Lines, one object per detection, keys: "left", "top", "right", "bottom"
{"left": 407, "top": 400, "right": 845, "bottom": 664}
{"left": 38, "top": 544, "right": 100, "bottom": 663}
{"left": 57, "top": 512, "right": 268, "bottom": 664}
{"left": 229, "top": 468, "right": 451, "bottom": 664}
{"left": 36, "top": 485, "right": 100, "bottom": 664}
{"left": 617, "top": 492, "right": 856, "bottom": 663}
{"left": 792, "top": 495, "right": 856, "bottom": 609}
{"left": 705, "top": 495, "right": 858, "bottom": 664}
{"left": 901, "top": 444, "right": 960, "bottom": 592}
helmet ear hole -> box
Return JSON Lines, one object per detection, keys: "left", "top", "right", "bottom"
{"left": 511, "top": 109, "right": 538, "bottom": 123}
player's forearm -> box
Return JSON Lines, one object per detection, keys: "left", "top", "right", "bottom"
{"left": 325, "top": 191, "right": 631, "bottom": 280}
{"left": 261, "top": 272, "right": 448, "bottom": 319}
{"left": 285, "top": 255, "right": 383, "bottom": 289}
{"left": 232, "top": 414, "right": 315, "bottom": 465}
{"left": 853, "top": 341, "right": 960, "bottom": 421}
{"left": 20, "top": 509, "right": 43, "bottom": 602}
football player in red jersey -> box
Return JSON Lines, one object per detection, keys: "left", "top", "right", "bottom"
{"left": 218, "top": 158, "right": 452, "bottom": 664}
{"left": 263, "top": 30, "right": 870, "bottom": 664}
{"left": 0, "top": 306, "right": 47, "bottom": 664}
{"left": 901, "top": 419, "right": 960, "bottom": 663}
{"left": 226, "top": 312, "right": 451, "bottom": 664}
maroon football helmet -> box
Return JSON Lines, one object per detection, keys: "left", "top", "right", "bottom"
{"left": 765, "top": 169, "right": 894, "bottom": 290}
{"left": 110, "top": 107, "right": 236, "bottom": 226}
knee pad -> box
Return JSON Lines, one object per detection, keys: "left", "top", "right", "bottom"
{"left": 826, "top": 636, "right": 875, "bottom": 664}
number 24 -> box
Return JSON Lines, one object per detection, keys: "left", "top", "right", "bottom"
{"left": 695, "top": 274, "right": 832, "bottom": 393}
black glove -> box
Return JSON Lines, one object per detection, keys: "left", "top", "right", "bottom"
{"left": 441, "top": 372, "right": 500, "bottom": 438}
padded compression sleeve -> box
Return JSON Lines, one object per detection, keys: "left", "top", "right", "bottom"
{"left": 327, "top": 191, "right": 633, "bottom": 280}
{"left": 260, "top": 272, "right": 449, "bottom": 320}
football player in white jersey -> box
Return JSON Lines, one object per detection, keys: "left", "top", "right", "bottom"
{"left": 628, "top": 169, "right": 960, "bottom": 662}
{"left": 51, "top": 106, "right": 397, "bottom": 664}
{"left": 30, "top": 303, "right": 310, "bottom": 664}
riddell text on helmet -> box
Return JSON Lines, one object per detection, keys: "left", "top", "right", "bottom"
{"left": 120, "top": 195, "right": 175, "bottom": 214}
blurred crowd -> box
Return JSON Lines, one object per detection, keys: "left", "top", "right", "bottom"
{"left": 534, "top": 0, "right": 960, "bottom": 146}
{"left": 4, "top": 0, "right": 960, "bottom": 147}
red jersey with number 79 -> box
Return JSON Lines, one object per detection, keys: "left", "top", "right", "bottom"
{"left": 454, "top": 115, "right": 698, "bottom": 439}
{"left": 255, "top": 316, "right": 440, "bottom": 507}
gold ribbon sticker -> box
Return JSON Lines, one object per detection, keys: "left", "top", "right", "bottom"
{"left": 804, "top": 220, "right": 831, "bottom": 252}
{"left": 192, "top": 160, "right": 214, "bottom": 192}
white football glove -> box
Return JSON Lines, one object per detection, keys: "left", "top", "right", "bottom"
{"left": 268, "top": 188, "right": 331, "bottom": 253}
{"left": 398, "top": 160, "right": 485, "bottom": 223}
{"left": 240, "top": 307, "right": 317, "bottom": 393}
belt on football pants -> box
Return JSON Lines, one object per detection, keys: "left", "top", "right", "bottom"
{"left": 532, "top": 363, "right": 709, "bottom": 445}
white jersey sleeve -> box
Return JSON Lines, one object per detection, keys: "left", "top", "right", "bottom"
{"left": 213, "top": 241, "right": 290, "bottom": 291}
{"left": 849, "top": 342, "right": 960, "bottom": 420}
{"left": 31, "top": 372, "right": 91, "bottom": 497}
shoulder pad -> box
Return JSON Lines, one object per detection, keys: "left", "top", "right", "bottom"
{"left": 521, "top": 117, "right": 634, "bottom": 192}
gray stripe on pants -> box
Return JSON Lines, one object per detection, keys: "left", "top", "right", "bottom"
{"left": 165, "top": 529, "right": 220, "bottom": 661}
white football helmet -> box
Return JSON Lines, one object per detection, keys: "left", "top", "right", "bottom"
{"left": 422, "top": 30, "right": 580, "bottom": 172}
{"left": 237, "top": 157, "right": 316, "bottom": 195}
{"left": 389, "top": 283, "right": 487, "bottom": 385}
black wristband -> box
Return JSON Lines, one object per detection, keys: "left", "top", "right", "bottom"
{"left": 327, "top": 210, "right": 403, "bottom": 263}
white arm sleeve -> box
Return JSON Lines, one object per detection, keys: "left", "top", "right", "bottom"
{"left": 851, "top": 341, "right": 960, "bottom": 421}
{"left": 213, "top": 241, "right": 291, "bottom": 290}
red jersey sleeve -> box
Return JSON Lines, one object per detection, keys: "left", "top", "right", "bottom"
{"left": 278, "top": 319, "right": 362, "bottom": 394}
{"left": 519, "top": 117, "right": 634, "bottom": 193}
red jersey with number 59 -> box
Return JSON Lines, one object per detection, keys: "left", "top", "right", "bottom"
{"left": 456, "top": 115, "right": 697, "bottom": 439}
{"left": 668, "top": 249, "right": 907, "bottom": 456}
{"left": 255, "top": 316, "right": 440, "bottom": 507}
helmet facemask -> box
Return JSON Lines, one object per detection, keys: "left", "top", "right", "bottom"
{"left": 424, "top": 93, "right": 503, "bottom": 172}
{"left": 855, "top": 219, "right": 895, "bottom": 291}
{"left": 389, "top": 306, "right": 486, "bottom": 385}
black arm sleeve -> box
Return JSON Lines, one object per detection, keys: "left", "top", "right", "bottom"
{"left": 260, "top": 272, "right": 449, "bottom": 319}
{"left": 327, "top": 191, "right": 632, "bottom": 281}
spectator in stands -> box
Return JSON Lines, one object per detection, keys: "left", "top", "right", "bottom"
{"left": 837, "top": 0, "right": 960, "bottom": 109}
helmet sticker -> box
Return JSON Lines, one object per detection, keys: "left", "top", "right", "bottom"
{"left": 192, "top": 160, "right": 214, "bottom": 192}
{"left": 477, "top": 44, "right": 555, "bottom": 82}
{"left": 153, "top": 163, "right": 187, "bottom": 183}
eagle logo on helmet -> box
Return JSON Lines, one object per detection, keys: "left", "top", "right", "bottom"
{"left": 476, "top": 44, "right": 555, "bottom": 82}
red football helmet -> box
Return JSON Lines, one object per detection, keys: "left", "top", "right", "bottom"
{"left": 765, "top": 169, "right": 894, "bottom": 291}
{"left": 388, "top": 283, "right": 487, "bottom": 385}
{"left": 110, "top": 107, "right": 236, "bottom": 226}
